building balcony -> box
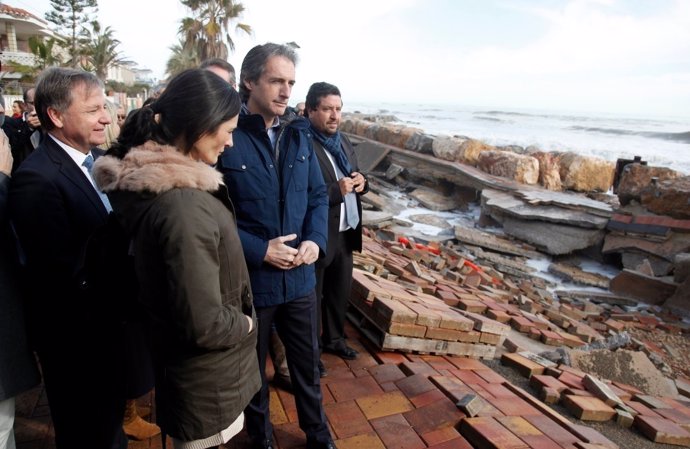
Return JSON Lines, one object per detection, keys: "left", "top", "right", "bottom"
{"left": 0, "top": 49, "right": 38, "bottom": 67}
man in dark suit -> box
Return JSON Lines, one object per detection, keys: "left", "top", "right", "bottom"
{"left": 305, "top": 82, "right": 368, "bottom": 361}
{"left": 9, "top": 67, "right": 127, "bottom": 449}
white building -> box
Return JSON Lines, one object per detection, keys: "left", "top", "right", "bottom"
{"left": 0, "top": 2, "right": 54, "bottom": 79}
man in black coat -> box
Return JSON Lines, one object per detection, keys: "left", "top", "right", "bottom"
{"left": 0, "top": 104, "right": 40, "bottom": 449}
{"left": 306, "top": 82, "right": 368, "bottom": 361}
{"left": 9, "top": 67, "right": 127, "bottom": 449}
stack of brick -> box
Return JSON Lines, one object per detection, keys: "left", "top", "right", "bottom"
{"left": 500, "top": 350, "right": 690, "bottom": 446}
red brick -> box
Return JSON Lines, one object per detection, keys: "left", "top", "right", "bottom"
{"left": 523, "top": 415, "right": 581, "bottom": 448}
{"left": 324, "top": 400, "right": 372, "bottom": 439}
{"left": 274, "top": 421, "right": 305, "bottom": 449}
{"left": 634, "top": 414, "right": 690, "bottom": 445}
{"left": 420, "top": 425, "right": 461, "bottom": 446}
{"left": 421, "top": 355, "right": 457, "bottom": 371}
{"left": 485, "top": 396, "right": 542, "bottom": 417}
{"left": 558, "top": 372, "right": 585, "bottom": 390}
{"left": 276, "top": 388, "right": 298, "bottom": 423}
{"left": 530, "top": 374, "right": 568, "bottom": 393}
{"left": 356, "top": 390, "right": 414, "bottom": 420}
{"left": 562, "top": 395, "right": 616, "bottom": 422}
{"left": 410, "top": 388, "right": 447, "bottom": 408}
{"left": 403, "top": 397, "right": 465, "bottom": 435}
{"left": 482, "top": 383, "right": 518, "bottom": 398}
{"left": 624, "top": 400, "right": 661, "bottom": 417}
{"left": 474, "top": 369, "right": 507, "bottom": 384}
{"left": 334, "top": 431, "right": 386, "bottom": 449}
{"left": 327, "top": 375, "right": 384, "bottom": 402}
{"left": 369, "top": 413, "right": 426, "bottom": 449}
{"left": 367, "top": 364, "right": 407, "bottom": 384}
{"left": 446, "top": 356, "right": 490, "bottom": 370}
{"left": 501, "top": 353, "right": 545, "bottom": 378}
{"left": 395, "top": 373, "right": 437, "bottom": 400}
{"left": 459, "top": 416, "right": 530, "bottom": 449}
{"left": 452, "top": 368, "right": 488, "bottom": 385}
{"left": 519, "top": 435, "right": 565, "bottom": 449}
{"left": 400, "top": 361, "right": 440, "bottom": 376}
{"left": 654, "top": 408, "right": 690, "bottom": 429}
{"left": 427, "top": 436, "right": 474, "bottom": 449}
{"left": 429, "top": 375, "right": 474, "bottom": 403}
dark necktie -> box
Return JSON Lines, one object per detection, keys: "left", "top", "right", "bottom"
{"left": 83, "top": 154, "right": 112, "bottom": 213}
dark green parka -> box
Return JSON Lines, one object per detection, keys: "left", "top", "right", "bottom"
{"left": 93, "top": 142, "right": 261, "bottom": 441}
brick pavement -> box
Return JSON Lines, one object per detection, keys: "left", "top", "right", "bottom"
{"left": 14, "top": 319, "right": 620, "bottom": 449}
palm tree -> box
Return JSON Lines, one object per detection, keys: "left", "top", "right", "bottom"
{"left": 28, "top": 36, "right": 64, "bottom": 70}
{"left": 45, "top": 0, "right": 99, "bottom": 68}
{"left": 165, "top": 40, "right": 200, "bottom": 78}
{"left": 82, "top": 21, "right": 131, "bottom": 82}
{"left": 179, "top": 0, "right": 252, "bottom": 61}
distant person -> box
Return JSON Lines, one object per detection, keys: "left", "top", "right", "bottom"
{"left": 1, "top": 88, "right": 41, "bottom": 173}
{"left": 9, "top": 67, "right": 127, "bottom": 449}
{"left": 294, "top": 102, "right": 305, "bottom": 116}
{"left": 200, "top": 57, "right": 237, "bottom": 90}
{"left": 0, "top": 118, "right": 41, "bottom": 449}
{"left": 216, "top": 43, "right": 333, "bottom": 449}
{"left": 93, "top": 69, "right": 261, "bottom": 449}
{"left": 11, "top": 100, "right": 25, "bottom": 119}
{"left": 116, "top": 104, "right": 127, "bottom": 128}
{"left": 306, "top": 82, "right": 367, "bottom": 362}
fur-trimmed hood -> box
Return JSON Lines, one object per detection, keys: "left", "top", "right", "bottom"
{"left": 92, "top": 141, "right": 223, "bottom": 195}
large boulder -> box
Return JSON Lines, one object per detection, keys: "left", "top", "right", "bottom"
{"left": 431, "top": 135, "right": 465, "bottom": 162}
{"left": 640, "top": 175, "right": 690, "bottom": 219}
{"left": 458, "top": 138, "right": 495, "bottom": 165}
{"left": 476, "top": 150, "right": 539, "bottom": 185}
{"left": 354, "top": 119, "right": 377, "bottom": 138}
{"left": 617, "top": 163, "right": 681, "bottom": 205}
{"left": 404, "top": 131, "right": 435, "bottom": 154}
{"left": 559, "top": 152, "right": 615, "bottom": 192}
{"left": 527, "top": 149, "right": 563, "bottom": 191}
{"left": 374, "top": 123, "right": 405, "bottom": 147}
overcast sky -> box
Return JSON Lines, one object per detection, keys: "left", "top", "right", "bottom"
{"left": 10, "top": 0, "right": 690, "bottom": 118}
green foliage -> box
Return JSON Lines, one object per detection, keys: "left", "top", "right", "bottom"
{"left": 166, "top": 40, "right": 199, "bottom": 79}
{"left": 105, "top": 80, "right": 151, "bottom": 97}
{"left": 28, "top": 36, "right": 64, "bottom": 70}
{"left": 81, "top": 20, "right": 132, "bottom": 81}
{"left": 170, "top": 0, "right": 252, "bottom": 77}
{"left": 45, "top": 0, "right": 99, "bottom": 68}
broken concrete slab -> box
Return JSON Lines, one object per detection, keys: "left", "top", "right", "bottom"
{"left": 502, "top": 217, "right": 606, "bottom": 255}
{"left": 609, "top": 269, "right": 678, "bottom": 305}
{"left": 481, "top": 188, "right": 609, "bottom": 229}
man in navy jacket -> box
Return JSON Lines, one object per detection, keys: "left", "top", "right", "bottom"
{"left": 217, "top": 43, "right": 332, "bottom": 449}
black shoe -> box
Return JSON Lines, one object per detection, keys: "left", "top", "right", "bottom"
{"left": 318, "top": 359, "right": 328, "bottom": 378}
{"left": 324, "top": 344, "right": 358, "bottom": 360}
{"left": 272, "top": 372, "right": 292, "bottom": 392}
{"left": 306, "top": 438, "right": 336, "bottom": 449}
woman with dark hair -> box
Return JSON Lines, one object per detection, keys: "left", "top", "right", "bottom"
{"left": 92, "top": 69, "right": 261, "bottom": 449}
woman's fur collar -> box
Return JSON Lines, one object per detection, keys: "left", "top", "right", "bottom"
{"left": 93, "top": 141, "right": 223, "bottom": 194}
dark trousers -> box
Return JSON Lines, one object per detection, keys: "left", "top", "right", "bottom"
{"left": 245, "top": 290, "right": 330, "bottom": 444}
{"left": 315, "top": 232, "right": 353, "bottom": 350}
{"left": 37, "top": 326, "right": 128, "bottom": 449}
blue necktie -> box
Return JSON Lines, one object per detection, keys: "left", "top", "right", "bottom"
{"left": 83, "top": 154, "right": 112, "bottom": 213}
{"left": 331, "top": 162, "right": 360, "bottom": 230}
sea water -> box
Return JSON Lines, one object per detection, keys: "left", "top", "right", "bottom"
{"left": 347, "top": 102, "right": 690, "bottom": 174}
